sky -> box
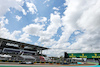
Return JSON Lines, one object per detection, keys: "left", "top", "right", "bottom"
{"left": 0, "top": 0, "right": 100, "bottom": 57}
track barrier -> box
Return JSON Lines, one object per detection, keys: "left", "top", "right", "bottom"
{"left": 0, "top": 60, "right": 62, "bottom": 65}
{"left": 0, "top": 60, "right": 22, "bottom": 62}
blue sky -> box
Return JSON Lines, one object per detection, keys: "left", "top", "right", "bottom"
{"left": 4, "top": 0, "right": 69, "bottom": 45}
{"left": 0, "top": 0, "right": 100, "bottom": 57}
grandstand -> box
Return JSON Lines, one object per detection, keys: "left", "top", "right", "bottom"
{"left": 0, "top": 38, "right": 49, "bottom": 64}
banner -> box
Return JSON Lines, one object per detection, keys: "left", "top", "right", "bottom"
{"left": 67, "top": 53, "right": 100, "bottom": 58}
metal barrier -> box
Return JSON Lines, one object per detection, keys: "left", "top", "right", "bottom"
{"left": 0, "top": 60, "right": 22, "bottom": 62}
{"left": 0, "top": 60, "right": 63, "bottom": 65}
{"left": 34, "top": 61, "right": 61, "bottom": 64}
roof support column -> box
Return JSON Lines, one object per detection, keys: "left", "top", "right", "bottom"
{"left": 98, "top": 58, "right": 100, "bottom": 65}
{"left": 36, "top": 49, "right": 40, "bottom": 55}
{"left": 40, "top": 50, "right": 42, "bottom": 55}
{"left": 0, "top": 40, "right": 2, "bottom": 46}
{"left": 1, "top": 41, "right": 7, "bottom": 54}
{"left": 0, "top": 40, "right": 3, "bottom": 53}
{"left": 1, "top": 41, "right": 7, "bottom": 47}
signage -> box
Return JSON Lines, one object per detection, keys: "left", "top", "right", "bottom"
{"left": 68, "top": 53, "right": 100, "bottom": 58}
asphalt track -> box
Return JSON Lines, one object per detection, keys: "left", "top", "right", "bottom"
{"left": 0, "top": 62, "right": 96, "bottom": 66}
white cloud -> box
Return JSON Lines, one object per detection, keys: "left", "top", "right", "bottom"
{"left": 0, "top": 17, "right": 9, "bottom": 27}
{"left": 43, "top": 43, "right": 70, "bottom": 57}
{"left": 64, "top": 0, "right": 68, "bottom": 6}
{"left": 34, "top": 42, "right": 38, "bottom": 45}
{"left": 0, "top": 17, "right": 32, "bottom": 43}
{"left": 18, "top": 33, "right": 32, "bottom": 43}
{"left": 0, "top": 17, "right": 21, "bottom": 41}
{"left": 0, "top": 17, "right": 7, "bottom": 27}
{"left": 34, "top": 17, "right": 47, "bottom": 24}
{"left": 7, "top": 8, "right": 10, "bottom": 12}
{"left": 0, "top": 0, "right": 26, "bottom": 16}
{"left": 22, "top": 9, "right": 27, "bottom": 15}
{"left": 16, "top": 15, "right": 22, "bottom": 21}
{"left": 44, "top": 0, "right": 100, "bottom": 56}
{"left": 53, "top": 7, "right": 59, "bottom": 11}
{"left": 26, "top": 2, "right": 37, "bottom": 14}
{"left": 16, "top": 0, "right": 23, "bottom": 2}
{"left": 46, "top": 12, "right": 61, "bottom": 36}
{"left": 22, "top": 24, "right": 44, "bottom": 36}
{"left": 43, "top": 0, "right": 50, "bottom": 4}
{"left": 74, "top": 31, "right": 80, "bottom": 35}
{"left": 58, "top": 0, "right": 100, "bottom": 54}
{"left": 4, "top": 19, "right": 9, "bottom": 24}
{"left": 22, "top": 11, "right": 61, "bottom": 47}
{"left": 0, "top": 27, "right": 21, "bottom": 41}
{"left": 0, "top": 28, "right": 10, "bottom": 38}
{"left": 0, "top": 0, "right": 99, "bottom": 57}
{"left": 38, "top": 12, "right": 61, "bottom": 44}
{"left": 10, "top": 30, "right": 21, "bottom": 40}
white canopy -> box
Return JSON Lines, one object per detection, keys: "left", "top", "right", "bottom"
{"left": 20, "top": 55, "right": 35, "bottom": 59}
{"left": 72, "top": 58, "right": 83, "bottom": 60}
{"left": 0, "top": 54, "right": 11, "bottom": 57}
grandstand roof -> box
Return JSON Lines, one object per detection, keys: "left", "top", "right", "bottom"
{"left": 0, "top": 38, "right": 49, "bottom": 50}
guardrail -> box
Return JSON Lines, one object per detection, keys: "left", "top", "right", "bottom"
{"left": 34, "top": 61, "right": 61, "bottom": 64}
{"left": 0, "top": 60, "right": 64, "bottom": 64}
{"left": 0, "top": 60, "right": 22, "bottom": 62}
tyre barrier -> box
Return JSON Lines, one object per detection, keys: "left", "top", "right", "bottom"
{"left": 0, "top": 60, "right": 62, "bottom": 65}
{"left": 0, "top": 60, "right": 22, "bottom": 62}
{"left": 34, "top": 62, "right": 62, "bottom": 65}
